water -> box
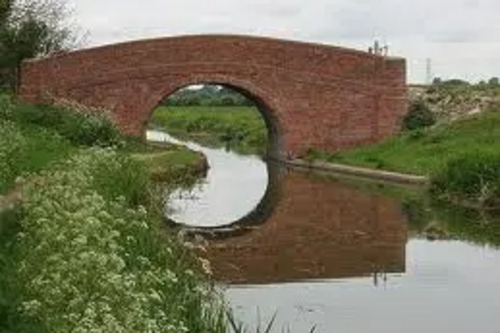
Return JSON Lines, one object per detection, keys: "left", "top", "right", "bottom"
{"left": 147, "top": 130, "right": 268, "bottom": 227}
{"left": 227, "top": 240, "right": 500, "bottom": 333}
{"left": 148, "top": 129, "right": 500, "bottom": 333}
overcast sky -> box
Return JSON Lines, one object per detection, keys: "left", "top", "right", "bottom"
{"left": 69, "top": 0, "right": 499, "bottom": 83}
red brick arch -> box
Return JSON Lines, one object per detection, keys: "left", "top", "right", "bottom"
{"left": 19, "top": 34, "right": 407, "bottom": 158}
{"left": 143, "top": 75, "right": 286, "bottom": 156}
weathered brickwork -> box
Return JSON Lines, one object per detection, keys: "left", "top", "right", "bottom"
{"left": 19, "top": 34, "right": 407, "bottom": 157}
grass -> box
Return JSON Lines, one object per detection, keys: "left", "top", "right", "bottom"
{"left": 0, "top": 95, "right": 207, "bottom": 194}
{"left": 3, "top": 125, "right": 75, "bottom": 192}
{"left": 307, "top": 106, "right": 500, "bottom": 209}
{"left": 132, "top": 147, "right": 207, "bottom": 184}
{"left": 430, "top": 151, "right": 500, "bottom": 209}
{"left": 0, "top": 95, "right": 292, "bottom": 332}
{"left": 0, "top": 96, "right": 240, "bottom": 332}
{"left": 1, "top": 150, "right": 229, "bottom": 332}
{"left": 308, "top": 107, "right": 500, "bottom": 176}
{"left": 0, "top": 93, "right": 115, "bottom": 193}
{"left": 0, "top": 121, "right": 75, "bottom": 194}
{"left": 402, "top": 193, "right": 500, "bottom": 247}
{"left": 151, "top": 106, "right": 268, "bottom": 155}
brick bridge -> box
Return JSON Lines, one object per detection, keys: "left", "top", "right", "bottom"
{"left": 19, "top": 34, "right": 407, "bottom": 158}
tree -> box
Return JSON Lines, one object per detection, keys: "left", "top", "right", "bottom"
{"left": 0, "top": 0, "right": 14, "bottom": 26}
{"left": 488, "top": 77, "right": 499, "bottom": 87}
{"left": 441, "top": 78, "right": 470, "bottom": 86}
{"left": 402, "top": 100, "right": 436, "bottom": 131}
{"left": 432, "top": 77, "right": 442, "bottom": 86}
{"left": 0, "top": 0, "right": 83, "bottom": 91}
{"left": 162, "top": 84, "right": 254, "bottom": 107}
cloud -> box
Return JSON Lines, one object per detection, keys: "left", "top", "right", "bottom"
{"left": 69, "top": 0, "right": 500, "bottom": 83}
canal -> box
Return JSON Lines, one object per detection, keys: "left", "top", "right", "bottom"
{"left": 148, "top": 129, "right": 500, "bottom": 333}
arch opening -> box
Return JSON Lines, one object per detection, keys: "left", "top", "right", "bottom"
{"left": 145, "top": 80, "right": 284, "bottom": 159}
{"left": 146, "top": 83, "right": 281, "bottom": 228}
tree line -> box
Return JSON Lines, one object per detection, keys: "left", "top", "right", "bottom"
{"left": 162, "top": 85, "right": 254, "bottom": 107}
{"left": 432, "top": 77, "right": 500, "bottom": 88}
{"left": 0, "top": 0, "right": 81, "bottom": 91}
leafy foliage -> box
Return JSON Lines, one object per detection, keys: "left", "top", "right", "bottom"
{"left": 0, "top": 0, "right": 82, "bottom": 90}
{"left": 431, "top": 152, "right": 500, "bottom": 208}
{"left": 162, "top": 85, "right": 253, "bottom": 107}
{"left": 5, "top": 101, "right": 122, "bottom": 147}
{"left": 0, "top": 120, "right": 26, "bottom": 192}
{"left": 402, "top": 100, "right": 436, "bottom": 131}
{"left": 0, "top": 95, "right": 84, "bottom": 192}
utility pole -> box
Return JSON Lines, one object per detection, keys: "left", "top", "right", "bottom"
{"left": 368, "top": 40, "right": 389, "bottom": 56}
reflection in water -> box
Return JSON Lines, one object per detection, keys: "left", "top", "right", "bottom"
{"left": 204, "top": 169, "right": 407, "bottom": 284}
{"left": 209, "top": 171, "right": 500, "bottom": 333}
{"left": 228, "top": 239, "right": 500, "bottom": 333}
{"left": 147, "top": 130, "right": 268, "bottom": 227}
{"left": 148, "top": 129, "right": 500, "bottom": 333}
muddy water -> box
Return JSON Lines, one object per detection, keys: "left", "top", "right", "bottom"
{"left": 148, "top": 130, "right": 500, "bottom": 333}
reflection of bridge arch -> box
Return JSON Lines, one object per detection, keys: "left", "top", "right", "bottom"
{"left": 20, "top": 34, "right": 407, "bottom": 157}
{"left": 200, "top": 169, "right": 409, "bottom": 284}
{"left": 168, "top": 160, "right": 284, "bottom": 238}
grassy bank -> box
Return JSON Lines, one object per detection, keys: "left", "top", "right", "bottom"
{"left": 308, "top": 107, "right": 500, "bottom": 209}
{"left": 151, "top": 106, "right": 268, "bottom": 155}
{"left": 0, "top": 95, "right": 206, "bottom": 194}
{"left": 0, "top": 96, "right": 236, "bottom": 332}
{"left": 407, "top": 197, "right": 500, "bottom": 246}
{"left": 132, "top": 145, "right": 207, "bottom": 184}
{"left": 1, "top": 150, "right": 227, "bottom": 332}
{"left": 308, "top": 107, "right": 500, "bottom": 176}
{"left": 0, "top": 96, "right": 76, "bottom": 194}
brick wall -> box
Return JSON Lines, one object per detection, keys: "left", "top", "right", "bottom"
{"left": 19, "top": 34, "right": 407, "bottom": 157}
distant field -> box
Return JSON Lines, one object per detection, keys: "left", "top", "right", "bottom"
{"left": 151, "top": 106, "right": 268, "bottom": 154}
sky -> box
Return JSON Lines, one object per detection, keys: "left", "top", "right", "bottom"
{"left": 69, "top": 0, "right": 499, "bottom": 84}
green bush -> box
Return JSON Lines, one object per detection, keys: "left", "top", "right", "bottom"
{"left": 0, "top": 101, "right": 77, "bottom": 192}
{"left": 66, "top": 112, "right": 120, "bottom": 147}
{"left": 0, "top": 121, "right": 26, "bottom": 193}
{"left": 89, "top": 150, "right": 150, "bottom": 207}
{"left": 431, "top": 152, "right": 500, "bottom": 208}
{"left": 0, "top": 94, "right": 14, "bottom": 119}
{"left": 7, "top": 103, "right": 121, "bottom": 147}
{"left": 402, "top": 101, "right": 436, "bottom": 131}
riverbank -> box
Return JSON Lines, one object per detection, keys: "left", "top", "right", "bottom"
{"left": 307, "top": 107, "right": 500, "bottom": 175}
{"left": 151, "top": 101, "right": 500, "bottom": 209}
{"left": 151, "top": 106, "right": 268, "bottom": 155}
{"left": 307, "top": 106, "right": 500, "bottom": 210}
{"left": 287, "top": 159, "right": 428, "bottom": 185}
{"left": 0, "top": 95, "right": 235, "bottom": 332}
